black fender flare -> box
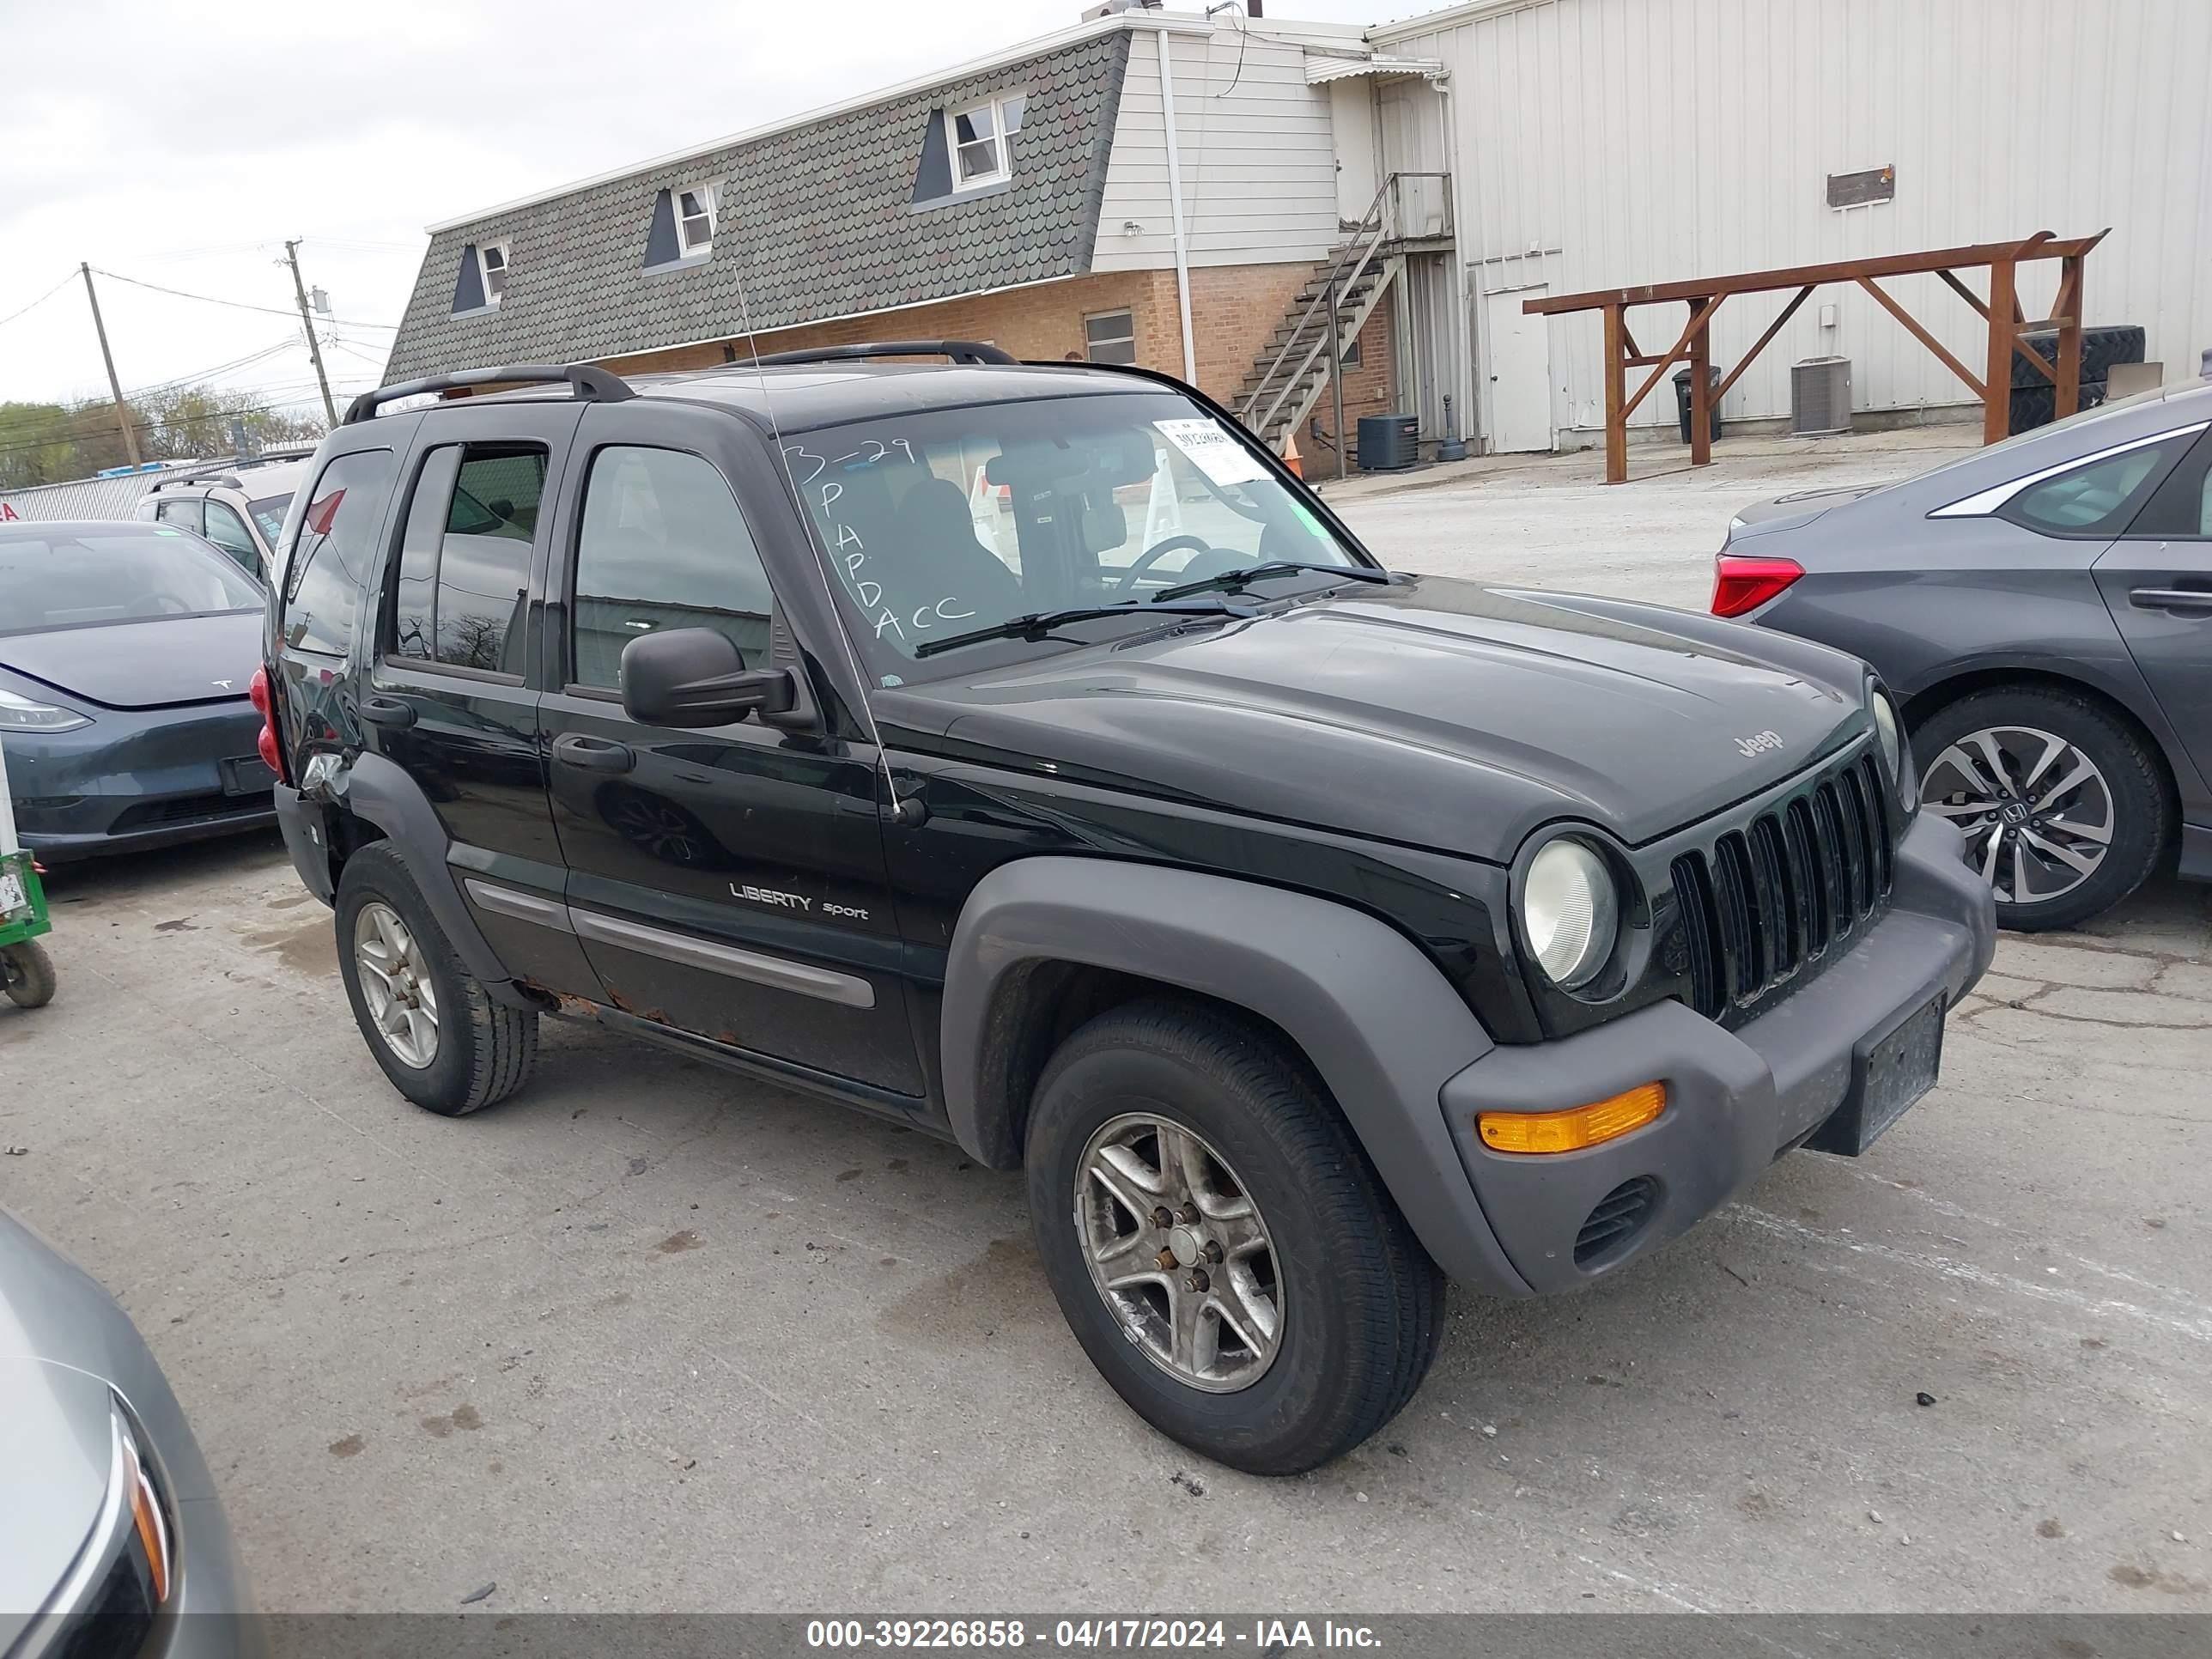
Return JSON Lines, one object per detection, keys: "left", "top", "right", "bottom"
{"left": 939, "top": 856, "right": 1529, "bottom": 1291}
{"left": 327, "top": 752, "right": 531, "bottom": 1008}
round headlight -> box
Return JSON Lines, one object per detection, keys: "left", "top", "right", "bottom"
{"left": 1871, "top": 691, "right": 1917, "bottom": 811}
{"left": 1522, "top": 838, "right": 1620, "bottom": 991}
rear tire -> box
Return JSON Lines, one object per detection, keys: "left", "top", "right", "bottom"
{"left": 1914, "top": 685, "right": 2166, "bottom": 932}
{"left": 1024, "top": 998, "right": 1444, "bottom": 1475}
{"left": 2, "top": 940, "right": 56, "bottom": 1009}
{"left": 334, "top": 844, "right": 537, "bottom": 1115}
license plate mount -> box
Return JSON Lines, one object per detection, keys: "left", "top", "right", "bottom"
{"left": 1807, "top": 994, "right": 1946, "bottom": 1157}
{"left": 222, "top": 755, "right": 277, "bottom": 796}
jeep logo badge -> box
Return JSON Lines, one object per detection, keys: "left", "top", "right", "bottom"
{"left": 1734, "top": 729, "right": 1785, "bottom": 758}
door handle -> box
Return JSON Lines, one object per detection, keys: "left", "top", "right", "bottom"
{"left": 360, "top": 696, "right": 416, "bottom": 729}
{"left": 2129, "top": 586, "right": 2212, "bottom": 615}
{"left": 551, "top": 732, "right": 635, "bottom": 773}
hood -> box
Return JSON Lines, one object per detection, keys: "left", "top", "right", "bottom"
{"left": 1727, "top": 485, "right": 1876, "bottom": 541}
{"left": 0, "top": 1356, "right": 111, "bottom": 1619}
{"left": 886, "top": 575, "right": 1869, "bottom": 857}
{"left": 0, "top": 611, "right": 261, "bottom": 711}
{"left": 0, "top": 1211, "right": 218, "bottom": 1510}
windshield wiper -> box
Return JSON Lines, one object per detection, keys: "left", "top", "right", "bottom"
{"left": 912, "top": 599, "right": 1256, "bottom": 659}
{"left": 1150, "top": 560, "right": 1397, "bottom": 603}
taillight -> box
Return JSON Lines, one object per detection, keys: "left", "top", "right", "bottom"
{"left": 1711, "top": 554, "right": 1804, "bottom": 618}
{"left": 250, "top": 664, "right": 285, "bottom": 781}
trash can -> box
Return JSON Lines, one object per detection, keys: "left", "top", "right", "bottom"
{"left": 1674, "top": 366, "right": 1723, "bottom": 444}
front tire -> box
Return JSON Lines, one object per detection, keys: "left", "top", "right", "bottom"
{"left": 335, "top": 844, "right": 537, "bottom": 1115}
{"left": 1914, "top": 686, "right": 2166, "bottom": 931}
{"left": 2, "top": 940, "right": 56, "bottom": 1009}
{"left": 1025, "top": 1000, "right": 1443, "bottom": 1475}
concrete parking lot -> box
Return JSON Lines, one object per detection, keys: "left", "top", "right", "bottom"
{"left": 3, "top": 433, "right": 2208, "bottom": 1613}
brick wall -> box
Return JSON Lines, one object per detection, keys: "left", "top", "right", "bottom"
{"left": 597, "top": 261, "right": 1395, "bottom": 446}
{"left": 1305, "top": 301, "right": 1398, "bottom": 469}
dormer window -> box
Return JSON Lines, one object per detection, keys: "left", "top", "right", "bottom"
{"left": 478, "top": 242, "right": 510, "bottom": 305}
{"left": 949, "top": 94, "right": 1024, "bottom": 189}
{"left": 676, "top": 184, "right": 718, "bottom": 255}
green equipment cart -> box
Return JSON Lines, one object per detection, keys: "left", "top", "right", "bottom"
{"left": 0, "top": 739, "right": 56, "bottom": 1009}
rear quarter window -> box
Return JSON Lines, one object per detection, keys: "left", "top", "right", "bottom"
{"left": 281, "top": 449, "right": 396, "bottom": 657}
{"left": 2001, "top": 434, "right": 2195, "bottom": 538}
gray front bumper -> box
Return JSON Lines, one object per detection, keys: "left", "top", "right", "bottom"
{"left": 8, "top": 702, "right": 271, "bottom": 862}
{"left": 1439, "top": 813, "right": 1996, "bottom": 1294}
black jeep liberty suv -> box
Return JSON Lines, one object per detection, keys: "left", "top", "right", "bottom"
{"left": 258, "top": 345, "right": 1995, "bottom": 1474}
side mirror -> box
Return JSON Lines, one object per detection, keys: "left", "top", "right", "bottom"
{"left": 618, "top": 627, "right": 795, "bottom": 727}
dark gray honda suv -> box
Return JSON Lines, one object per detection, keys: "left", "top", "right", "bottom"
{"left": 1718, "top": 379, "right": 2212, "bottom": 930}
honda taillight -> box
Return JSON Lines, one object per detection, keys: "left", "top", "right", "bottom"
{"left": 250, "top": 665, "right": 285, "bottom": 781}
{"left": 1711, "top": 554, "right": 1804, "bottom": 618}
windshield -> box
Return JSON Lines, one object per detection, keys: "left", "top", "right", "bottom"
{"left": 248, "top": 493, "right": 293, "bottom": 546}
{"left": 0, "top": 527, "right": 263, "bottom": 634}
{"left": 786, "top": 391, "right": 1367, "bottom": 679}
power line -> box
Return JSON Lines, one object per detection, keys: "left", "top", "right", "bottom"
{"left": 89, "top": 267, "right": 400, "bottom": 329}
{"left": 323, "top": 337, "right": 390, "bottom": 370}
{"left": 128, "top": 337, "right": 299, "bottom": 399}
{"left": 0, "top": 271, "right": 80, "bottom": 333}
{"left": 131, "top": 240, "right": 283, "bottom": 265}
{"left": 302, "top": 236, "right": 422, "bottom": 254}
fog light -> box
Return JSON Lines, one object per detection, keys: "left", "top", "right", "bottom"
{"left": 1478, "top": 1083, "right": 1667, "bottom": 1155}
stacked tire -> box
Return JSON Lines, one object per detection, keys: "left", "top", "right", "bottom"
{"left": 2007, "top": 325, "right": 2145, "bottom": 434}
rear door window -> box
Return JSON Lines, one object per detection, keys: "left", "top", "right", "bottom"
{"left": 385, "top": 443, "right": 544, "bottom": 677}
{"left": 2121, "top": 430, "right": 2212, "bottom": 540}
{"left": 155, "top": 496, "right": 204, "bottom": 535}
{"left": 568, "top": 446, "right": 772, "bottom": 690}
{"left": 282, "top": 448, "right": 396, "bottom": 658}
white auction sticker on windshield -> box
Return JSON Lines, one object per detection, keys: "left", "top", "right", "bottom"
{"left": 1153, "top": 417, "right": 1270, "bottom": 486}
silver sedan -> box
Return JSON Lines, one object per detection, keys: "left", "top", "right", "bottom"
{"left": 0, "top": 1208, "right": 258, "bottom": 1657}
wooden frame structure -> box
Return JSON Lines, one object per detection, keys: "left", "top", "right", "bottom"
{"left": 1524, "top": 229, "right": 2110, "bottom": 483}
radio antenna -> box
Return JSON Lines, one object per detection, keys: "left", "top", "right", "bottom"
{"left": 727, "top": 248, "right": 917, "bottom": 825}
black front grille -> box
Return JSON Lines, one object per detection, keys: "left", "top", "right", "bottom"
{"left": 1576, "top": 1176, "right": 1659, "bottom": 1266}
{"left": 1672, "top": 750, "right": 1893, "bottom": 1021}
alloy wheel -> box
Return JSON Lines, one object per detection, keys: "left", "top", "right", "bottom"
{"left": 1920, "top": 724, "right": 2114, "bottom": 907}
{"left": 1073, "top": 1112, "right": 1284, "bottom": 1393}
{"left": 354, "top": 901, "right": 440, "bottom": 1068}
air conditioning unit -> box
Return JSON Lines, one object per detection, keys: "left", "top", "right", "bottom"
{"left": 1790, "top": 356, "right": 1852, "bottom": 436}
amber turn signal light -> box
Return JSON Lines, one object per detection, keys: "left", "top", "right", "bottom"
{"left": 1478, "top": 1082, "right": 1667, "bottom": 1155}
{"left": 118, "top": 1416, "right": 173, "bottom": 1604}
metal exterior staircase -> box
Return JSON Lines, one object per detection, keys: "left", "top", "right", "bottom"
{"left": 1233, "top": 173, "right": 1449, "bottom": 458}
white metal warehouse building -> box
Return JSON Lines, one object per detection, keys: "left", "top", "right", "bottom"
{"left": 1345, "top": 0, "right": 2212, "bottom": 454}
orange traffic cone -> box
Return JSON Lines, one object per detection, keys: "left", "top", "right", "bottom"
{"left": 1282, "top": 431, "right": 1304, "bottom": 478}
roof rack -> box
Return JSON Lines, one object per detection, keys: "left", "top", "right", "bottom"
{"left": 149, "top": 471, "right": 244, "bottom": 494}
{"left": 143, "top": 444, "right": 322, "bottom": 493}
{"left": 748, "top": 340, "right": 1017, "bottom": 368}
{"left": 343, "top": 363, "right": 635, "bottom": 425}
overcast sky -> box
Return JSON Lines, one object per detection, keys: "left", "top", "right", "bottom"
{"left": 1, "top": 0, "right": 1407, "bottom": 418}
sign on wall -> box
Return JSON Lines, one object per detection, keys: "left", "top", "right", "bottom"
{"left": 1827, "top": 166, "right": 1897, "bottom": 210}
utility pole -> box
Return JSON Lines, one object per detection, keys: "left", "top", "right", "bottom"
{"left": 79, "top": 263, "right": 141, "bottom": 468}
{"left": 283, "top": 240, "right": 338, "bottom": 428}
